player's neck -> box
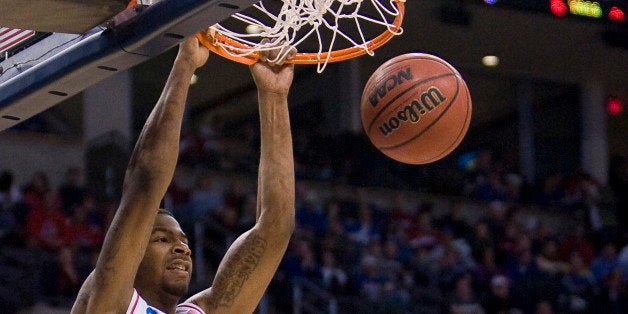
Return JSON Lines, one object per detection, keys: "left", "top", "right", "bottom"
{"left": 137, "top": 287, "right": 180, "bottom": 314}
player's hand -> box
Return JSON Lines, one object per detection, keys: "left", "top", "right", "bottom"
{"left": 176, "top": 36, "right": 210, "bottom": 70}
{"left": 250, "top": 41, "right": 296, "bottom": 95}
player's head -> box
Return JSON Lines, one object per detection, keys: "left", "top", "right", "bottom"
{"left": 135, "top": 208, "right": 193, "bottom": 299}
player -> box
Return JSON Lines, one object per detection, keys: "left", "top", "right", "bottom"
{"left": 71, "top": 36, "right": 296, "bottom": 314}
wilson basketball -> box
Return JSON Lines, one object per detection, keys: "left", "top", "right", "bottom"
{"left": 361, "top": 53, "right": 472, "bottom": 165}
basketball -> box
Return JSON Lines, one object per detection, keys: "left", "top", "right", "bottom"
{"left": 360, "top": 53, "right": 472, "bottom": 165}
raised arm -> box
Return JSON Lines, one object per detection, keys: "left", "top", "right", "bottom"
{"left": 71, "top": 38, "right": 208, "bottom": 314}
{"left": 187, "top": 49, "right": 296, "bottom": 313}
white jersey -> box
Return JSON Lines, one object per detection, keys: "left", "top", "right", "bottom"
{"left": 127, "top": 289, "right": 206, "bottom": 314}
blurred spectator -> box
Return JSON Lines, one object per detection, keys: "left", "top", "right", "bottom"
{"left": 222, "top": 178, "right": 248, "bottom": 213}
{"left": 473, "top": 247, "right": 502, "bottom": 294}
{"left": 0, "top": 170, "right": 20, "bottom": 241}
{"left": 482, "top": 275, "right": 519, "bottom": 314}
{"left": 474, "top": 171, "right": 508, "bottom": 202}
{"left": 361, "top": 239, "right": 384, "bottom": 270}
{"left": 495, "top": 221, "right": 521, "bottom": 266}
{"left": 618, "top": 243, "right": 628, "bottom": 282}
{"left": 595, "top": 268, "right": 628, "bottom": 313}
{"left": 504, "top": 173, "right": 523, "bottom": 203}
{"left": 188, "top": 173, "right": 224, "bottom": 220}
{"left": 178, "top": 125, "right": 207, "bottom": 166}
{"left": 448, "top": 272, "right": 485, "bottom": 314}
{"left": 25, "top": 188, "right": 71, "bottom": 304}
{"left": 437, "top": 201, "right": 473, "bottom": 240}
{"left": 65, "top": 192, "right": 105, "bottom": 283}
{"left": 408, "top": 211, "right": 441, "bottom": 250}
{"left": 462, "top": 149, "right": 494, "bottom": 198}
{"left": 484, "top": 201, "right": 508, "bottom": 243}
{"left": 381, "top": 240, "right": 404, "bottom": 283}
{"left": 281, "top": 236, "right": 319, "bottom": 281}
{"left": 560, "top": 252, "right": 597, "bottom": 313}
{"left": 0, "top": 170, "right": 22, "bottom": 210}
{"left": 470, "top": 221, "right": 494, "bottom": 262}
{"left": 536, "top": 238, "right": 570, "bottom": 277}
{"left": 58, "top": 167, "right": 84, "bottom": 217}
{"left": 506, "top": 245, "right": 543, "bottom": 313}
{"left": 346, "top": 202, "right": 381, "bottom": 246}
{"left": 198, "top": 124, "right": 224, "bottom": 167}
{"left": 580, "top": 175, "right": 606, "bottom": 243}
{"left": 26, "top": 189, "right": 67, "bottom": 250}
{"left": 356, "top": 253, "right": 388, "bottom": 302}
{"left": 560, "top": 171, "right": 602, "bottom": 225}
{"left": 529, "top": 221, "right": 553, "bottom": 256}
{"left": 387, "top": 194, "right": 421, "bottom": 248}
{"left": 608, "top": 156, "right": 627, "bottom": 235}
{"left": 433, "top": 243, "right": 471, "bottom": 293}
{"left": 165, "top": 168, "right": 192, "bottom": 213}
{"left": 559, "top": 225, "right": 597, "bottom": 267}
{"left": 591, "top": 241, "right": 619, "bottom": 283}
{"left": 320, "top": 201, "right": 360, "bottom": 271}
{"left": 534, "top": 171, "right": 564, "bottom": 208}
{"left": 21, "top": 170, "right": 51, "bottom": 216}
{"left": 319, "top": 250, "right": 348, "bottom": 294}
{"left": 295, "top": 190, "right": 328, "bottom": 238}
{"left": 535, "top": 299, "right": 555, "bottom": 314}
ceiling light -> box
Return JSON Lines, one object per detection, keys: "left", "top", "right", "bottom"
{"left": 246, "top": 24, "right": 264, "bottom": 34}
{"left": 482, "top": 55, "right": 499, "bottom": 67}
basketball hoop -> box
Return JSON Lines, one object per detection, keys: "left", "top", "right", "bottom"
{"left": 126, "top": 0, "right": 404, "bottom": 72}
{"left": 198, "top": 0, "right": 405, "bottom": 72}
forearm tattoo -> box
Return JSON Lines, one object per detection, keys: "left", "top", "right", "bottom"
{"left": 209, "top": 234, "right": 268, "bottom": 309}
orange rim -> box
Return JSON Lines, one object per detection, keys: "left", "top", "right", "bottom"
{"left": 196, "top": 0, "right": 405, "bottom": 65}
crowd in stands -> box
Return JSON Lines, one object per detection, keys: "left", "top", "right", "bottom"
{"left": 0, "top": 124, "right": 627, "bottom": 313}
{"left": 0, "top": 167, "right": 112, "bottom": 310}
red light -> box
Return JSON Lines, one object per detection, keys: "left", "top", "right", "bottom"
{"left": 606, "top": 97, "right": 624, "bottom": 116}
{"left": 550, "top": 0, "right": 568, "bottom": 17}
{"left": 609, "top": 6, "right": 626, "bottom": 22}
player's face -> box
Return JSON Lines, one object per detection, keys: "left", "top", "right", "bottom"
{"left": 136, "top": 213, "right": 193, "bottom": 298}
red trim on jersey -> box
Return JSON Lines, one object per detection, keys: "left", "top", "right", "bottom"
{"left": 130, "top": 291, "right": 140, "bottom": 313}
{"left": 178, "top": 302, "right": 205, "bottom": 313}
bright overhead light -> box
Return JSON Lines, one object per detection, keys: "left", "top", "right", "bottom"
{"left": 482, "top": 55, "right": 499, "bottom": 67}
{"left": 246, "top": 24, "right": 264, "bottom": 34}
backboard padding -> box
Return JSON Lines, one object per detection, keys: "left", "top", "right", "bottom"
{"left": 0, "top": 0, "right": 128, "bottom": 34}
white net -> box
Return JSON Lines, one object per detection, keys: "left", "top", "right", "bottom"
{"left": 204, "top": 0, "right": 404, "bottom": 72}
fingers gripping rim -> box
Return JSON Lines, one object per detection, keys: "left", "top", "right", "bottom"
{"left": 196, "top": 31, "right": 258, "bottom": 65}
{"left": 197, "top": 0, "right": 405, "bottom": 65}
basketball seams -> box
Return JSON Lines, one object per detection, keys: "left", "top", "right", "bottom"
{"left": 361, "top": 54, "right": 458, "bottom": 106}
{"left": 410, "top": 79, "right": 472, "bottom": 164}
{"left": 365, "top": 72, "right": 457, "bottom": 133}
{"left": 378, "top": 73, "right": 462, "bottom": 150}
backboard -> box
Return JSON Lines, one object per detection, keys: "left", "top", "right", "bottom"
{"left": 0, "top": 0, "right": 259, "bottom": 131}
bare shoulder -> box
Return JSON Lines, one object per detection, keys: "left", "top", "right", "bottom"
{"left": 181, "top": 287, "right": 213, "bottom": 314}
{"left": 71, "top": 269, "right": 134, "bottom": 313}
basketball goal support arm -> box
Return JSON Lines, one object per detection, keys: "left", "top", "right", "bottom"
{"left": 0, "top": 0, "right": 257, "bottom": 131}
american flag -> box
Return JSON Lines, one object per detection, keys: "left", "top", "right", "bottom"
{"left": 0, "top": 27, "right": 35, "bottom": 54}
